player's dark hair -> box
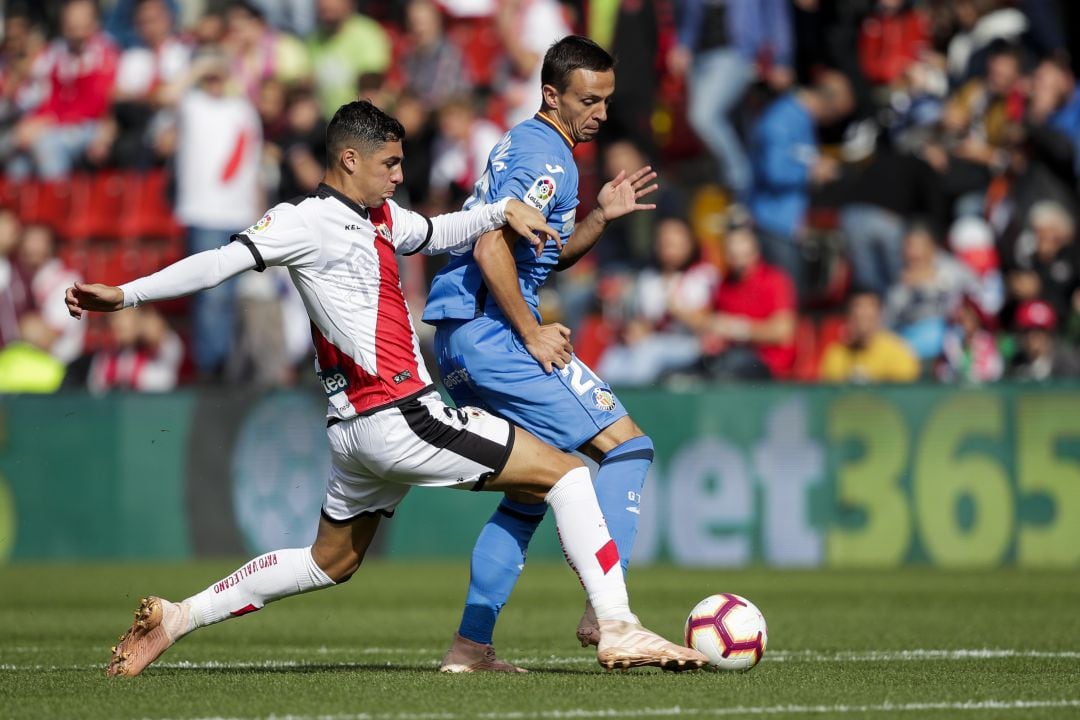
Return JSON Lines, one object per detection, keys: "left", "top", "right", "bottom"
{"left": 541, "top": 36, "right": 615, "bottom": 93}
{"left": 325, "top": 100, "right": 405, "bottom": 163}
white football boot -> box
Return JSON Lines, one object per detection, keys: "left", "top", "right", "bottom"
{"left": 596, "top": 617, "right": 708, "bottom": 671}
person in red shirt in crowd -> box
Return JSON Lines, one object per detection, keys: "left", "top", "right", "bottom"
{"left": 858, "top": 0, "right": 930, "bottom": 88}
{"left": 8, "top": 0, "right": 118, "bottom": 180}
{"left": 672, "top": 210, "right": 797, "bottom": 380}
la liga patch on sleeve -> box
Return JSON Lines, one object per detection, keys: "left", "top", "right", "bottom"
{"left": 523, "top": 176, "right": 557, "bottom": 210}
{"left": 247, "top": 212, "right": 275, "bottom": 234}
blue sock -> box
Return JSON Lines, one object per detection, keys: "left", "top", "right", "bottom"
{"left": 458, "top": 498, "right": 547, "bottom": 644}
{"left": 594, "top": 435, "right": 653, "bottom": 574}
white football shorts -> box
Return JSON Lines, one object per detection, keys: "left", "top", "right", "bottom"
{"left": 321, "top": 390, "right": 515, "bottom": 521}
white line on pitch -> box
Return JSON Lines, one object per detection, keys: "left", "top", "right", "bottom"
{"left": 4, "top": 648, "right": 1080, "bottom": 672}
{"left": 153, "top": 699, "right": 1080, "bottom": 720}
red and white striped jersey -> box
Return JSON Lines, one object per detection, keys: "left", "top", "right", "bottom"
{"left": 232, "top": 184, "right": 463, "bottom": 420}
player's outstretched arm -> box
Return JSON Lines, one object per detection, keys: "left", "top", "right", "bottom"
{"left": 418, "top": 199, "right": 560, "bottom": 256}
{"left": 65, "top": 242, "right": 258, "bottom": 319}
{"left": 556, "top": 166, "right": 658, "bottom": 270}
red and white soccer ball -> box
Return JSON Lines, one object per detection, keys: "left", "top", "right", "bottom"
{"left": 684, "top": 593, "right": 768, "bottom": 671}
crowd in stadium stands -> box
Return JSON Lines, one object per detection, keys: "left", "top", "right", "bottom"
{"left": 1, "top": 0, "right": 1079, "bottom": 394}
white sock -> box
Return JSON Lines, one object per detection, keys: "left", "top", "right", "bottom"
{"left": 184, "top": 547, "right": 334, "bottom": 629}
{"left": 545, "top": 466, "right": 636, "bottom": 623}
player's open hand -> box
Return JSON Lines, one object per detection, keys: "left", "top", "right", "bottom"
{"left": 522, "top": 322, "right": 573, "bottom": 374}
{"left": 504, "top": 198, "right": 563, "bottom": 257}
{"left": 65, "top": 282, "right": 124, "bottom": 319}
{"left": 597, "top": 166, "right": 658, "bottom": 223}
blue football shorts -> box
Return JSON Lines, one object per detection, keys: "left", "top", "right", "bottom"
{"left": 433, "top": 315, "right": 627, "bottom": 451}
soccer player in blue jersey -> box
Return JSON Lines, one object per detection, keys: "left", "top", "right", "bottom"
{"left": 422, "top": 36, "right": 662, "bottom": 672}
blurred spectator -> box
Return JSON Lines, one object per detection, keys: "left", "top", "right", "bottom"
{"left": 173, "top": 46, "right": 263, "bottom": 380}
{"left": 884, "top": 223, "right": 978, "bottom": 363}
{"left": 1029, "top": 57, "right": 1080, "bottom": 179}
{"left": 945, "top": 0, "right": 1026, "bottom": 84}
{"left": 603, "top": 0, "right": 677, "bottom": 157}
{"left": 593, "top": 138, "right": 685, "bottom": 272}
{"left": 272, "top": 85, "right": 326, "bottom": 203}
{"left": 748, "top": 69, "right": 854, "bottom": 296}
{"left": 15, "top": 223, "right": 85, "bottom": 364}
{"left": 1005, "top": 200, "right": 1080, "bottom": 326}
{"left": 597, "top": 217, "right": 718, "bottom": 387}
{"left": 307, "top": 0, "right": 391, "bottom": 117}
{"left": 669, "top": 0, "right": 793, "bottom": 198}
{"left": 0, "top": 10, "right": 47, "bottom": 161}
{"left": 229, "top": 267, "right": 309, "bottom": 386}
{"left": 948, "top": 215, "right": 1005, "bottom": 315}
{"left": 224, "top": 0, "right": 310, "bottom": 104}
{"left": 936, "top": 40, "right": 1026, "bottom": 209}
{"left": 394, "top": 90, "right": 436, "bottom": 208}
{"left": 103, "top": 0, "right": 181, "bottom": 50}
{"left": 936, "top": 294, "right": 1003, "bottom": 383}
{"left": 0, "top": 313, "right": 66, "bottom": 393}
{"left": 819, "top": 289, "right": 920, "bottom": 383}
{"left": 674, "top": 215, "right": 796, "bottom": 380}
{"left": 1008, "top": 299, "right": 1080, "bottom": 380}
{"left": 400, "top": 0, "right": 472, "bottom": 111}
{"left": 429, "top": 95, "right": 502, "bottom": 209}
{"left": 835, "top": 140, "right": 944, "bottom": 296}
{"left": 249, "top": 0, "right": 316, "bottom": 38}
{"left": 0, "top": 209, "right": 29, "bottom": 348}
{"left": 7, "top": 0, "right": 118, "bottom": 180}
{"left": 90, "top": 0, "right": 190, "bottom": 168}
{"left": 495, "top": 0, "right": 570, "bottom": 128}
{"left": 64, "top": 305, "right": 183, "bottom": 393}
{"left": 858, "top": 0, "right": 930, "bottom": 89}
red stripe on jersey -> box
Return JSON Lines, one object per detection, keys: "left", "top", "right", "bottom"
{"left": 369, "top": 205, "right": 426, "bottom": 398}
{"left": 310, "top": 321, "right": 382, "bottom": 415}
{"left": 309, "top": 204, "right": 427, "bottom": 416}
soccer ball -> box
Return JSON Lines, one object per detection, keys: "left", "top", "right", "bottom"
{"left": 684, "top": 593, "right": 768, "bottom": 671}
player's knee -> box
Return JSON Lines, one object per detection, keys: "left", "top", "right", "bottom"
{"left": 311, "top": 543, "right": 362, "bottom": 582}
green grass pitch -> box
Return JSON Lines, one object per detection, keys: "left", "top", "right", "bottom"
{"left": 2, "top": 561, "right": 1079, "bottom": 719}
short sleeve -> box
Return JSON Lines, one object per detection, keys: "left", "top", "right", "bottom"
{"left": 231, "top": 204, "right": 317, "bottom": 271}
{"left": 385, "top": 199, "right": 434, "bottom": 255}
{"left": 493, "top": 153, "right": 576, "bottom": 220}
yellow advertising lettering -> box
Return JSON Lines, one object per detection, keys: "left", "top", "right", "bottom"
{"left": 826, "top": 394, "right": 911, "bottom": 566}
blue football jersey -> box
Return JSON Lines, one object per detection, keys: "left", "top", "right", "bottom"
{"left": 422, "top": 115, "right": 579, "bottom": 323}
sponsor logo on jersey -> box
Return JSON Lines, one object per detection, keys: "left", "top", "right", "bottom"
{"left": 545, "top": 163, "right": 565, "bottom": 175}
{"left": 249, "top": 212, "right": 274, "bottom": 234}
{"left": 319, "top": 368, "right": 349, "bottom": 395}
{"left": 524, "top": 175, "right": 557, "bottom": 210}
{"left": 592, "top": 387, "right": 616, "bottom": 412}
{"left": 392, "top": 369, "right": 413, "bottom": 384}
{"left": 442, "top": 367, "right": 470, "bottom": 389}
{"left": 374, "top": 223, "right": 392, "bottom": 242}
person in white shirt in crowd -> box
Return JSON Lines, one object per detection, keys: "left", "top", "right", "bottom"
{"left": 172, "top": 45, "right": 263, "bottom": 380}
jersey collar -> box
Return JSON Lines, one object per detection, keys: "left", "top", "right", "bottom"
{"left": 316, "top": 182, "right": 369, "bottom": 219}
{"left": 534, "top": 112, "right": 576, "bottom": 150}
